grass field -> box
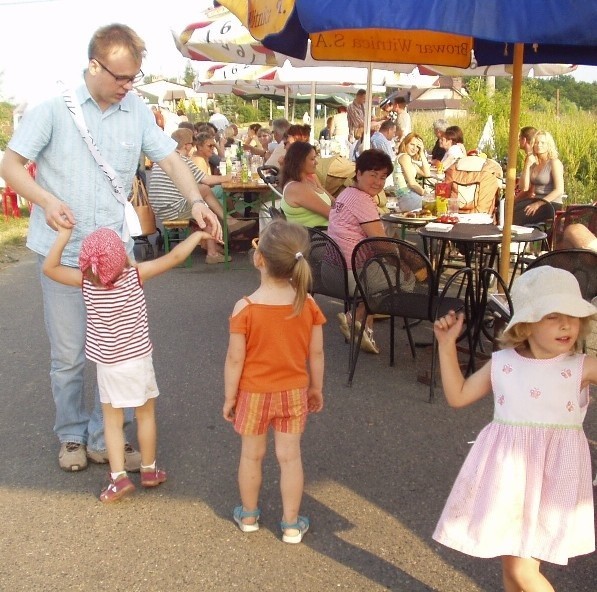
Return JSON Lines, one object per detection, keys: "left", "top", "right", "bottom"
{"left": 0, "top": 208, "right": 29, "bottom": 268}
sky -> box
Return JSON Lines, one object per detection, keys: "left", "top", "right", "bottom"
{"left": 0, "top": 0, "right": 215, "bottom": 104}
{"left": 0, "top": 0, "right": 596, "bottom": 105}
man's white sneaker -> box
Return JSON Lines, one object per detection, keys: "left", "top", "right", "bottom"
{"left": 59, "top": 442, "right": 88, "bottom": 472}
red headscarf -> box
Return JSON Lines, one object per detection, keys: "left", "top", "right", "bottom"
{"left": 79, "top": 228, "right": 127, "bottom": 288}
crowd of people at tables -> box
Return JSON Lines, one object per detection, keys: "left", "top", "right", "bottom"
{"left": 149, "top": 92, "right": 588, "bottom": 355}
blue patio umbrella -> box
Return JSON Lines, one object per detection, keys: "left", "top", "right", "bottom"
{"left": 235, "top": 1, "right": 596, "bottom": 66}
{"left": 220, "top": 0, "right": 597, "bottom": 281}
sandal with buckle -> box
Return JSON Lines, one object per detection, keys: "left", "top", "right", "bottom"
{"left": 233, "top": 505, "right": 261, "bottom": 533}
{"left": 337, "top": 312, "right": 352, "bottom": 341}
{"left": 280, "top": 515, "right": 310, "bottom": 544}
{"left": 361, "top": 326, "right": 380, "bottom": 354}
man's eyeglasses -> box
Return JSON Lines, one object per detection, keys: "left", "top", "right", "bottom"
{"left": 93, "top": 58, "right": 144, "bottom": 85}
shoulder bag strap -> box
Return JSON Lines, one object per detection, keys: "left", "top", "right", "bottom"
{"left": 61, "top": 86, "right": 141, "bottom": 240}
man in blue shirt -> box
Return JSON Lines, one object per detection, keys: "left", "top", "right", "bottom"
{"left": 0, "top": 24, "right": 222, "bottom": 473}
{"left": 370, "top": 120, "right": 397, "bottom": 162}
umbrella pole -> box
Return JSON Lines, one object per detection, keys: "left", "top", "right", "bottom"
{"left": 310, "top": 81, "right": 316, "bottom": 143}
{"left": 499, "top": 43, "right": 524, "bottom": 284}
{"left": 363, "top": 62, "right": 373, "bottom": 150}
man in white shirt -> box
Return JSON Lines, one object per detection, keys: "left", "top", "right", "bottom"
{"left": 208, "top": 106, "right": 230, "bottom": 133}
{"left": 393, "top": 97, "right": 412, "bottom": 144}
{"left": 267, "top": 117, "right": 290, "bottom": 155}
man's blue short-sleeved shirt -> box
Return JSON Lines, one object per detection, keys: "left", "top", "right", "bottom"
{"left": 9, "top": 82, "right": 176, "bottom": 265}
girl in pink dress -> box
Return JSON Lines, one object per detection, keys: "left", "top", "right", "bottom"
{"left": 433, "top": 266, "right": 597, "bottom": 591}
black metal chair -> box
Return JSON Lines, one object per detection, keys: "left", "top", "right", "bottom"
{"left": 509, "top": 198, "right": 556, "bottom": 287}
{"left": 523, "top": 248, "right": 597, "bottom": 301}
{"left": 305, "top": 227, "right": 354, "bottom": 316}
{"left": 475, "top": 249, "right": 596, "bottom": 361}
{"left": 471, "top": 267, "right": 514, "bottom": 367}
{"left": 348, "top": 237, "right": 474, "bottom": 402}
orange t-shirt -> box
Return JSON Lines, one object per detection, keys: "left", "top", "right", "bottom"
{"left": 229, "top": 296, "right": 326, "bottom": 392}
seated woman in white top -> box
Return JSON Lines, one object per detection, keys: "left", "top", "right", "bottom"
{"left": 394, "top": 132, "right": 431, "bottom": 212}
{"left": 280, "top": 141, "right": 335, "bottom": 229}
{"left": 515, "top": 130, "right": 565, "bottom": 225}
{"left": 440, "top": 125, "right": 467, "bottom": 170}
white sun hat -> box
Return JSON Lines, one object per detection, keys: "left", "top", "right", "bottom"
{"left": 504, "top": 266, "right": 597, "bottom": 334}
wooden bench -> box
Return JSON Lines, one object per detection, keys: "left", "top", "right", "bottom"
{"left": 162, "top": 219, "right": 193, "bottom": 268}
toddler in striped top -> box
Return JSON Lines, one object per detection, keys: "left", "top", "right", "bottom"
{"left": 43, "top": 225, "right": 212, "bottom": 503}
{"left": 432, "top": 267, "right": 597, "bottom": 591}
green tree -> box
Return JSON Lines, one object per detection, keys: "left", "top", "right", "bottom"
{"left": 185, "top": 99, "right": 207, "bottom": 123}
{"left": 536, "top": 76, "right": 597, "bottom": 112}
{"left": 0, "top": 101, "right": 13, "bottom": 150}
{"left": 183, "top": 62, "right": 196, "bottom": 88}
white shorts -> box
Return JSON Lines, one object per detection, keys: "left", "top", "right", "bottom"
{"left": 96, "top": 354, "right": 159, "bottom": 408}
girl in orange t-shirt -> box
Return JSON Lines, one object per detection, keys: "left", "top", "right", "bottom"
{"left": 224, "top": 220, "right": 325, "bottom": 544}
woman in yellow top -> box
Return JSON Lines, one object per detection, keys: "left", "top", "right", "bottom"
{"left": 280, "top": 142, "right": 335, "bottom": 229}
{"left": 192, "top": 133, "right": 255, "bottom": 236}
{"left": 192, "top": 132, "right": 232, "bottom": 185}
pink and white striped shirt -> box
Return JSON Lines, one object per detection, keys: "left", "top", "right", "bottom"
{"left": 82, "top": 267, "right": 152, "bottom": 365}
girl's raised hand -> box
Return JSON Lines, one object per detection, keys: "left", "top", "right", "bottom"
{"left": 433, "top": 310, "right": 464, "bottom": 345}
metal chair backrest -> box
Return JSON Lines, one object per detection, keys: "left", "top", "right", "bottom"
{"left": 351, "top": 237, "right": 436, "bottom": 318}
{"left": 306, "top": 227, "right": 351, "bottom": 309}
{"left": 472, "top": 268, "right": 514, "bottom": 361}
{"left": 524, "top": 248, "right": 597, "bottom": 301}
{"left": 348, "top": 236, "right": 474, "bottom": 401}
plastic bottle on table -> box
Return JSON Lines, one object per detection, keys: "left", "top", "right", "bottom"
{"left": 393, "top": 161, "right": 401, "bottom": 188}
{"left": 240, "top": 155, "right": 249, "bottom": 184}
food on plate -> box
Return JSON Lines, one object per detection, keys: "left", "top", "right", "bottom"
{"left": 403, "top": 209, "right": 434, "bottom": 219}
{"left": 436, "top": 215, "right": 459, "bottom": 224}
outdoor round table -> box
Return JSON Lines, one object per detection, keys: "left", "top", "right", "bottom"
{"left": 418, "top": 222, "right": 546, "bottom": 311}
{"left": 381, "top": 212, "right": 435, "bottom": 240}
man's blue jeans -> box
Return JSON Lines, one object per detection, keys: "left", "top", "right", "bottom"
{"left": 38, "top": 256, "right": 132, "bottom": 451}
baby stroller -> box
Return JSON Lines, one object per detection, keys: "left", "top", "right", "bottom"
{"left": 257, "top": 165, "right": 285, "bottom": 231}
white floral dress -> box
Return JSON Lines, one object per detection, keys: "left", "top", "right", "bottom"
{"left": 433, "top": 349, "right": 594, "bottom": 565}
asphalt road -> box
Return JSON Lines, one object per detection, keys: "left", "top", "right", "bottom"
{"left": 0, "top": 249, "right": 595, "bottom": 592}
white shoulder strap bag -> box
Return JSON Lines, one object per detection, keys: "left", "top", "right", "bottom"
{"left": 62, "top": 87, "right": 142, "bottom": 240}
